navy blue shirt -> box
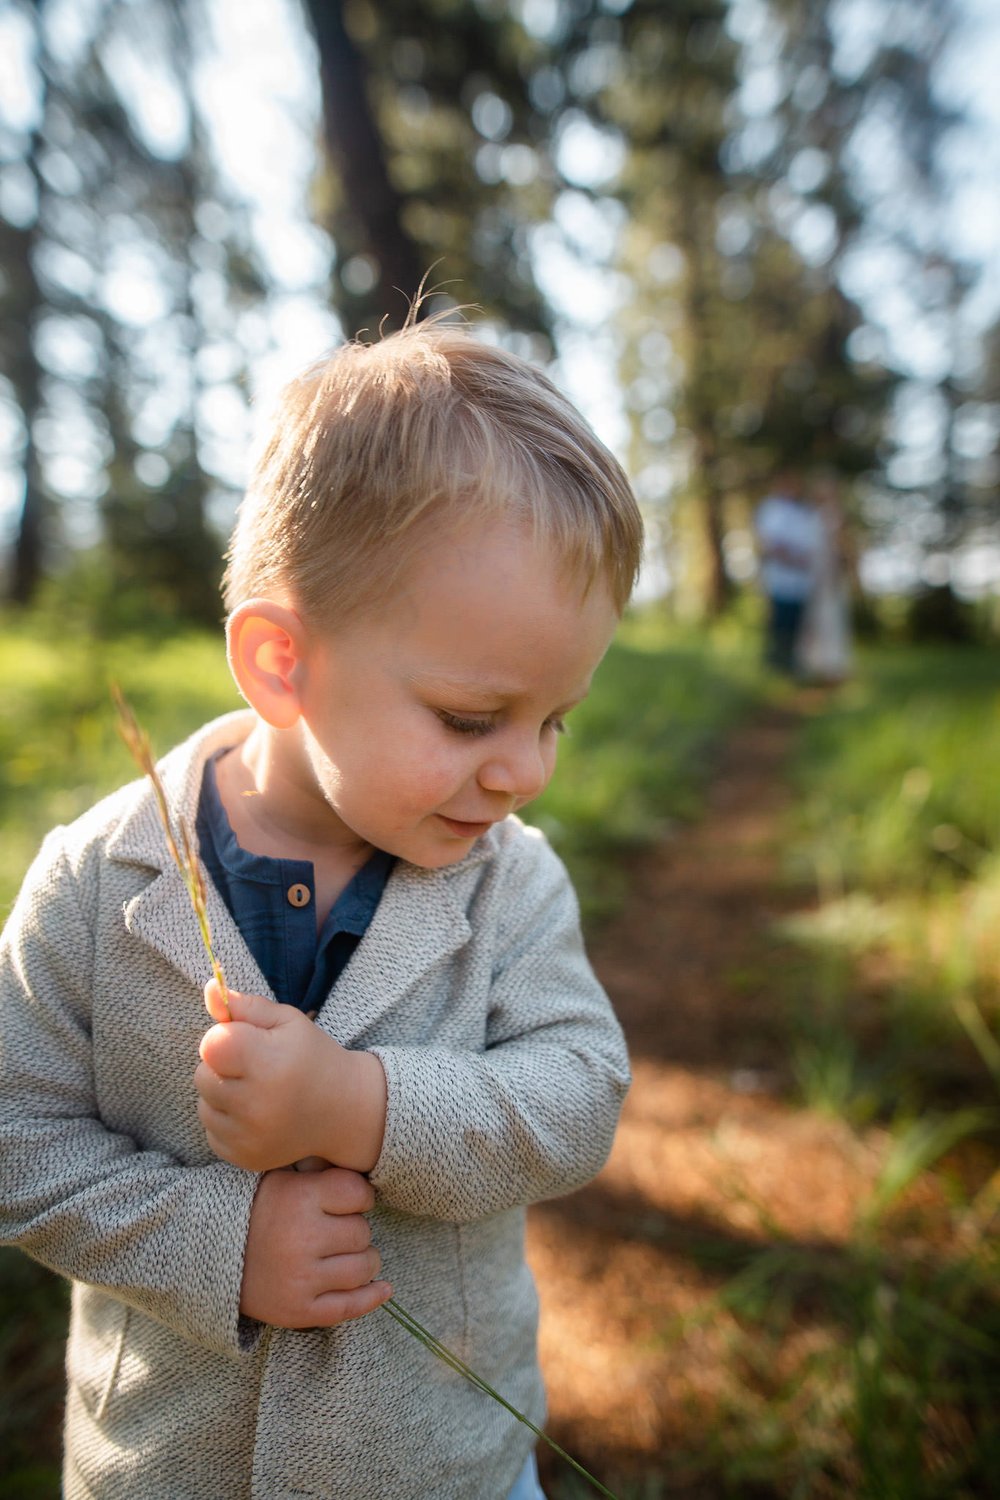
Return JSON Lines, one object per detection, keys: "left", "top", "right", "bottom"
{"left": 196, "top": 755, "right": 394, "bottom": 1014}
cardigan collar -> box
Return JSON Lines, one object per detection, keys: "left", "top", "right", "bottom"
{"left": 106, "top": 712, "right": 497, "bottom": 1045}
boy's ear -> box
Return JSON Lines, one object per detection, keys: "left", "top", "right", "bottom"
{"left": 226, "top": 600, "right": 309, "bottom": 729}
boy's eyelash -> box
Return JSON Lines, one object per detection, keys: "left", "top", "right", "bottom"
{"left": 436, "top": 711, "right": 569, "bottom": 738}
{"left": 437, "top": 711, "right": 496, "bottom": 737}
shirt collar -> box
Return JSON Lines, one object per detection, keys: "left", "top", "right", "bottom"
{"left": 201, "top": 752, "right": 395, "bottom": 939}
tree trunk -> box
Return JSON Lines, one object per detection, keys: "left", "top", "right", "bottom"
{"left": 0, "top": 217, "right": 46, "bottom": 606}
{"left": 676, "top": 192, "right": 732, "bottom": 617}
{"left": 302, "top": 0, "right": 427, "bottom": 332}
{"left": 697, "top": 448, "right": 732, "bottom": 616}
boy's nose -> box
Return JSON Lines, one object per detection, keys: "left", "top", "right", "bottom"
{"left": 478, "top": 736, "right": 550, "bottom": 803}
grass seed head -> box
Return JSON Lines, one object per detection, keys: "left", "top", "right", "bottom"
{"left": 111, "top": 684, "right": 230, "bottom": 1018}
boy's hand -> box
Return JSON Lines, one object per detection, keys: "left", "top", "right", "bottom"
{"left": 241, "top": 1165, "right": 392, "bottom": 1328}
{"left": 195, "top": 981, "right": 387, "bottom": 1173}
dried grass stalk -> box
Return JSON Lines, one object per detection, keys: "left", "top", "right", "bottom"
{"left": 111, "top": 683, "right": 230, "bottom": 1018}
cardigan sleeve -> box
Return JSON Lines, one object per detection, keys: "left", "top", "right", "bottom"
{"left": 0, "top": 830, "right": 259, "bottom": 1360}
{"left": 368, "top": 831, "right": 630, "bottom": 1222}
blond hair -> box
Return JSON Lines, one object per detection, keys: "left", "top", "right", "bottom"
{"left": 223, "top": 322, "right": 643, "bottom": 626}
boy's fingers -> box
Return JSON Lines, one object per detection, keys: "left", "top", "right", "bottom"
{"left": 316, "top": 1167, "right": 377, "bottom": 1216}
{"left": 194, "top": 1059, "right": 234, "bottom": 1104}
{"left": 316, "top": 1247, "right": 383, "bottom": 1290}
{"left": 198, "top": 1025, "right": 244, "bottom": 1075}
{"left": 310, "top": 1279, "right": 393, "bottom": 1326}
{"left": 199, "top": 993, "right": 286, "bottom": 1074}
{"left": 316, "top": 1213, "right": 373, "bottom": 1257}
{"left": 226, "top": 990, "right": 288, "bottom": 1029}
{"left": 203, "top": 977, "right": 232, "bottom": 1024}
{"left": 203, "top": 982, "right": 281, "bottom": 1030}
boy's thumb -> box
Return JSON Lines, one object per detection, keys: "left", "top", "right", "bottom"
{"left": 203, "top": 980, "right": 279, "bottom": 1029}
{"left": 203, "top": 977, "right": 231, "bottom": 1023}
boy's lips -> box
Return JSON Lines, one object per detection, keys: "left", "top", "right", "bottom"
{"left": 437, "top": 814, "right": 495, "bottom": 838}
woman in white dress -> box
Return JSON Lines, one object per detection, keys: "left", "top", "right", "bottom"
{"left": 797, "top": 475, "right": 853, "bottom": 683}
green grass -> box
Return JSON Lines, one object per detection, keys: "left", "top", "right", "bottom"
{"left": 785, "top": 646, "right": 1000, "bottom": 898}
{"left": 776, "top": 644, "right": 1000, "bottom": 1123}
{"left": 0, "top": 1252, "right": 69, "bottom": 1496}
{"left": 528, "top": 611, "right": 762, "bottom": 921}
{"left": 0, "top": 617, "right": 241, "bottom": 918}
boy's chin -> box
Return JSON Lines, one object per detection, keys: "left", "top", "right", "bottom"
{"left": 405, "top": 826, "right": 495, "bottom": 868}
{"left": 413, "top": 843, "right": 484, "bottom": 869}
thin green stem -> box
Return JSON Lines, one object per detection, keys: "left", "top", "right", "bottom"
{"left": 383, "top": 1299, "right": 619, "bottom": 1500}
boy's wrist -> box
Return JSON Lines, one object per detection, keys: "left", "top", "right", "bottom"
{"left": 311, "top": 1037, "right": 387, "bottom": 1174}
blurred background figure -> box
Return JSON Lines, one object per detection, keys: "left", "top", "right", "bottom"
{"left": 797, "top": 473, "right": 854, "bottom": 684}
{"left": 754, "top": 469, "right": 823, "bottom": 676}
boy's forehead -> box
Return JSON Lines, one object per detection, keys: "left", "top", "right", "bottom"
{"left": 409, "top": 514, "right": 602, "bottom": 591}
{"left": 403, "top": 660, "right": 591, "bottom": 697}
{"left": 401, "top": 658, "right": 600, "bottom": 711}
{"left": 391, "top": 586, "right": 617, "bottom": 703}
{"left": 320, "top": 516, "right": 618, "bottom": 684}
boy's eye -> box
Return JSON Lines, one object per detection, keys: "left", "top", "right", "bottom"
{"left": 436, "top": 710, "right": 496, "bottom": 737}
{"left": 436, "top": 710, "right": 570, "bottom": 738}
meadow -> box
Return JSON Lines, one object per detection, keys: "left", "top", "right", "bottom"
{"left": 0, "top": 611, "right": 997, "bottom": 1498}
{"left": 781, "top": 646, "right": 1000, "bottom": 1126}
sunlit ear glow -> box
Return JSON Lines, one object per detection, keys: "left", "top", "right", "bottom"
{"left": 226, "top": 600, "right": 306, "bottom": 730}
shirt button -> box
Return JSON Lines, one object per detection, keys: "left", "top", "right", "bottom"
{"left": 287, "top": 882, "right": 311, "bottom": 908}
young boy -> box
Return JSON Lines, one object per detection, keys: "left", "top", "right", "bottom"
{"left": 0, "top": 323, "right": 643, "bottom": 1499}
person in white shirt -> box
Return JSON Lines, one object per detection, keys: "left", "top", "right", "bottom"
{"left": 754, "top": 470, "right": 824, "bottom": 675}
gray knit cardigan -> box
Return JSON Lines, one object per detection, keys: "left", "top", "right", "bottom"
{"left": 0, "top": 712, "right": 629, "bottom": 1499}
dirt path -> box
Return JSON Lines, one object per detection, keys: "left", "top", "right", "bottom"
{"left": 527, "top": 702, "right": 886, "bottom": 1495}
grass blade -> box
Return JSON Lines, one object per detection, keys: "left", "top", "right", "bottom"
{"left": 383, "top": 1299, "right": 619, "bottom": 1500}
{"left": 861, "top": 1108, "right": 999, "bottom": 1227}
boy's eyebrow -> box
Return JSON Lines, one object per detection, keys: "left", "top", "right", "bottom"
{"left": 405, "top": 670, "right": 526, "bottom": 703}
{"left": 405, "top": 668, "right": 590, "bottom": 708}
